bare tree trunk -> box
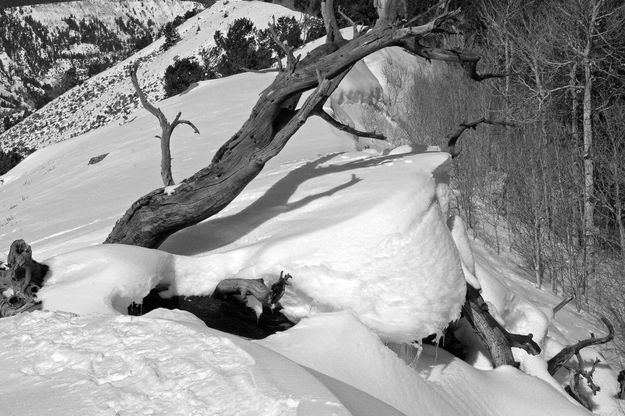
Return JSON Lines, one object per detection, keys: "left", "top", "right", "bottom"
{"left": 129, "top": 61, "right": 199, "bottom": 187}
{"left": 160, "top": 130, "right": 174, "bottom": 186}
{"left": 374, "top": 0, "right": 407, "bottom": 28}
{"left": 581, "top": 3, "right": 600, "bottom": 303}
{"left": 611, "top": 139, "right": 625, "bottom": 255}
{"left": 463, "top": 286, "right": 541, "bottom": 367}
{"left": 105, "top": 6, "right": 501, "bottom": 249}
{"left": 570, "top": 64, "right": 579, "bottom": 144}
{"left": 534, "top": 217, "right": 543, "bottom": 289}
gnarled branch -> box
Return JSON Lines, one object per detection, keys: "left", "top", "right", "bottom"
{"left": 463, "top": 285, "right": 541, "bottom": 367}
{"left": 548, "top": 316, "right": 614, "bottom": 375}
{"left": 338, "top": 6, "right": 360, "bottom": 39}
{"left": 129, "top": 61, "right": 200, "bottom": 186}
{"left": 315, "top": 109, "right": 387, "bottom": 140}
{"left": 401, "top": 41, "right": 513, "bottom": 82}
{"left": 447, "top": 117, "right": 516, "bottom": 158}
{"left": 268, "top": 17, "right": 300, "bottom": 72}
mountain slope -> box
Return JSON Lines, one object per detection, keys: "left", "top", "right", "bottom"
{"left": 0, "top": 65, "right": 614, "bottom": 415}
{"left": 0, "top": 0, "right": 300, "bottom": 152}
{"left": 0, "top": 0, "right": 202, "bottom": 138}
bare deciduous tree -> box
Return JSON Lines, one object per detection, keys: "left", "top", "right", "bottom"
{"left": 130, "top": 61, "right": 200, "bottom": 186}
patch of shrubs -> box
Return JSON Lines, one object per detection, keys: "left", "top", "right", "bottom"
{"left": 0, "top": 146, "right": 34, "bottom": 175}
{"left": 162, "top": 22, "right": 181, "bottom": 51}
{"left": 163, "top": 57, "right": 204, "bottom": 97}
{"left": 163, "top": 16, "right": 310, "bottom": 97}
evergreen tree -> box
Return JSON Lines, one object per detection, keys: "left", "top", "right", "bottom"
{"left": 163, "top": 22, "right": 180, "bottom": 51}
{"left": 163, "top": 57, "right": 203, "bottom": 97}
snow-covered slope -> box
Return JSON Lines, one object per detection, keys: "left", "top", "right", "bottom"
{"left": 0, "top": 0, "right": 301, "bottom": 151}
{"left": 0, "top": 2, "right": 622, "bottom": 414}
{"left": 0, "top": 67, "right": 615, "bottom": 414}
{"left": 0, "top": 0, "right": 200, "bottom": 137}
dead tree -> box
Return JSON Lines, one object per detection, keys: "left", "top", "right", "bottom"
{"left": 0, "top": 239, "right": 46, "bottom": 317}
{"left": 105, "top": 0, "right": 504, "bottom": 248}
{"left": 129, "top": 60, "right": 200, "bottom": 186}
{"left": 463, "top": 285, "right": 541, "bottom": 367}
{"left": 548, "top": 316, "right": 614, "bottom": 375}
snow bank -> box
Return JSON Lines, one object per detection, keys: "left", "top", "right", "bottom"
{"left": 39, "top": 150, "right": 466, "bottom": 342}
{"left": 0, "top": 309, "right": 361, "bottom": 415}
{"left": 260, "top": 311, "right": 591, "bottom": 416}
{"left": 259, "top": 311, "right": 462, "bottom": 416}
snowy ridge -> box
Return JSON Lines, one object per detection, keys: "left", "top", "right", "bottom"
{"left": 0, "top": 0, "right": 301, "bottom": 151}
{"left": 0, "top": 0, "right": 199, "bottom": 135}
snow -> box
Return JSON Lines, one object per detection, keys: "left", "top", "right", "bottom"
{"left": 39, "top": 150, "right": 466, "bottom": 342}
{"left": 0, "top": 309, "right": 357, "bottom": 415}
{"left": 0, "top": 1, "right": 622, "bottom": 414}
{"left": 260, "top": 311, "right": 591, "bottom": 416}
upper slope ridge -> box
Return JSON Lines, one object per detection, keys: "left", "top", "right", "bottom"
{"left": 0, "top": 0, "right": 301, "bottom": 152}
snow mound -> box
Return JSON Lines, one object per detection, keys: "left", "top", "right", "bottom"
{"left": 0, "top": 309, "right": 361, "bottom": 415}
{"left": 39, "top": 150, "right": 465, "bottom": 342}
{"left": 260, "top": 311, "right": 590, "bottom": 416}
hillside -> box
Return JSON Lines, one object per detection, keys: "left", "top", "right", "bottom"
{"left": 0, "top": 62, "right": 620, "bottom": 416}
{"left": 0, "top": 1, "right": 623, "bottom": 414}
{"left": 0, "top": 0, "right": 300, "bottom": 152}
{"left": 0, "top": 0, "right": 202, "bottom": 139}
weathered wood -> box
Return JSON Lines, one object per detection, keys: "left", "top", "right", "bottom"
{"left": 463, "top": 285, "right": 540, "bottom": 367}
{"left": 105, "top": 6, "right": 480, "bottom": 248}
{"left": 129, "top": 272, "right": 294, "bottom": 339}
{"left": 129, "top": 61, "right": 199, "bottom": 186}
{"left": 548, "top": 316, "right": 614, "bottom": 375}
{"left": 316, "top": 110, "right": 387, "bottom": 140}
{"left": 553, "top": 294, "right": 575, "bottom": 315}
{"left": 6, "top": 239, "right": 47, "bottom": 291}
{"left": 1, "top": 240, "right": 45, "bottom": 318}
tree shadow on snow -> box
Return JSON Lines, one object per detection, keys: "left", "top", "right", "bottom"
{"left": 159, "top": 151, "right": 422, "bottom": 255}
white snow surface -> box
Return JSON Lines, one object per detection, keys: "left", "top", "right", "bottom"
{"left": 0, "top": 309, "right": 357, "bottom": 416}
{"left": 39, "top": 148, "right": 466, "bottom": 342}
{"left": 0, "top": 3, "right": 622, "bottom": 414}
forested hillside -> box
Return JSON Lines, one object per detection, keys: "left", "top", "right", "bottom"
{"left": 0, "top": 0, "right": 202, "bottom": 136}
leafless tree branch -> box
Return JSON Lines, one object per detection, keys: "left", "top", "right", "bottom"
{"left": 447, "top": 117, "right": 516, "bottom": 158}
{"left": 316, "top": 109, "right": 387, "bottom": 140}
{"left": 548, "top": 316, "right": 615, "bottom": 375}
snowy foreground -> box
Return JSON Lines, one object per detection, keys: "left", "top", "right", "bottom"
{"left": 0, "top": 2, "right": 623, "bottom": 415}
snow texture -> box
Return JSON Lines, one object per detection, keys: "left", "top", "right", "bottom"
{"left": 0, "top": 2, "right": 621, "bottom": 414}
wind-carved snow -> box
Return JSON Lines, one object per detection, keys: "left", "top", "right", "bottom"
{"left": 0, "top": 6, "right": 620, "bottom": 412}
{"left": 0, "top": 309, "right": 354, "bottom": 415}
{"left": 40, "top": 150, "right": 466, "bottom": 342}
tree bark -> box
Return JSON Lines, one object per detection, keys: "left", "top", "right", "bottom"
{"left": 129, "top": 61, "right": 199, "bottom": 187}
{"left": 374, "top": 0, "right": 407, "bottom": 28}
{"left": 580, "top": 1, "right": 602, "bottom": 302}
{"left": 105, "top": 7, "right": 503, "bottom": 248}
{"left": 463, "top": 285, "right": 541, "bottom": 367}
